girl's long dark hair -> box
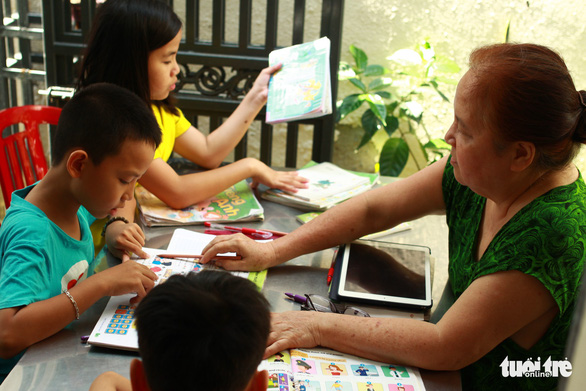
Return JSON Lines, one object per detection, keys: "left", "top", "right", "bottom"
{"left": 76, "top": 0, "right": 182, "bottom": 114}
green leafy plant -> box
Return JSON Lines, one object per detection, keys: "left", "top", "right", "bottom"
{"left": 336, "top": 40, "right": 460, "bottom": 176}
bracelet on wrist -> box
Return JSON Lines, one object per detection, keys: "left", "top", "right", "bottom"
{"left": 63, "top": 289, "right": 80, "bottom": 320}
{"left": 101, "top": 216, "right": 129, "bottom": 237}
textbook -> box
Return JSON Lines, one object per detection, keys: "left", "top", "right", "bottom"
{"left": 87, "top": 230, "right": 267, "bottom": 351}
{"left": 135, "top": 180, "right": 264, "bottom": 227}
{"left": 266, "top": 37, "right": 332, "bottom": 124}
{"left": 262, "top": 162, "right": 379, "bottom": 211}
{"left": 262, "top": 348, "right": 426, "bottom": 391}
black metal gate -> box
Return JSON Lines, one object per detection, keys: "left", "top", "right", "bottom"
{"left": 41, "top": 0, "right": 345, "bottom": 168}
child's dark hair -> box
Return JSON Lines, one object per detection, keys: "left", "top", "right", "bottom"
{"left": 135, "top": 271, "right": 271, "bottom": 391}
{"left": 51, "top": 83, "right": 161, "bottom": 165}
{"left": 76, "top": 0, "right": 182, "bottom": 114}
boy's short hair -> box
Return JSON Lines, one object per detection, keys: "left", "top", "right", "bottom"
{"left": 51, "top": 82, "right": 161, "bottom": 165}
{"left": 135, "top": 271, "right": 270, "bottom": 391}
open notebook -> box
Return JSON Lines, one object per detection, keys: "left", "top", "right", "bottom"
{"left": 87, "top": 229, "right": 266, "bottom": 351}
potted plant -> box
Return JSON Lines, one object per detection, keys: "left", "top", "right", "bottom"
{"left": 336, "top": 40, "right": 460, "bottom": 176}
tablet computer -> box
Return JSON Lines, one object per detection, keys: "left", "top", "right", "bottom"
{"left": 329, "top": 240, "right": 432, "bottom": 310}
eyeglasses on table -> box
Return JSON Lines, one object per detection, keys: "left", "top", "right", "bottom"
{"left": 301, "top": 294, "right": 370, "bottom": 317}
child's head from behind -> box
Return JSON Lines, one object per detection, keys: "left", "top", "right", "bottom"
{"left": 51, "top": 83, "right": 161, "bottom": 218}
{"left": 133, "top": 271, "right": 270, "bottom": 391}
{"left": 77, "top": 0, "right": 182, "bottom": 105}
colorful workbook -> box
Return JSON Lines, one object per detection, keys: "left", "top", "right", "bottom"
{"left": 262, "top": 162, "right": 379, "bottom": 211}
{"left": 135, "top": 180, "right": 264, "bottom": 227}
{"left": 261, "top": 348, "right": 426, "bottom": 391}
{"left": 266, "top": 37, "right": 332, "bottom": 124}
{"left": 87, "top": 230, "right": 267, "bottom": 351}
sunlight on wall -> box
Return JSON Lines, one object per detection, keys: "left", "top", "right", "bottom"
{"left": 338, "top": 0, "right": 586, "bottom": 172}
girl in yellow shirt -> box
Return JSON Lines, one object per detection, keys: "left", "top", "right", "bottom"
{"left": 77, "top": 0, "right": 308, "bottom": 213}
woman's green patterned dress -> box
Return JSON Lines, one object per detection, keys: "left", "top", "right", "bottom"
{"left": 442, "top": 158, "right": 586, "bottom": 390}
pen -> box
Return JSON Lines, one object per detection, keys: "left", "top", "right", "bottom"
{"left": 285, "top": 292, "right": 307, "bottom": 304}
{"left": 327, "top": 250, "right": 337, "bottom": 286}
{"left": 159, "top": 254, "right": 243, "bottom": 260}
{"left": 204, "top": 222, "right": 277, "bottom": 239}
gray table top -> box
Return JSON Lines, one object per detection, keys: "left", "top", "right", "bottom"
{"left": 0, "top": 185, "right": 460, "bottom": 391}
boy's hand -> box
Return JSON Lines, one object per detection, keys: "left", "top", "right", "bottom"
{"left": 98, "top": 261, "right": 157, "bottom": 303}
{"left": 104, "top": 220, "right": 149, "bottom": 260}
{"left": 250, "top": 160, "right": 308, "bottom": 192}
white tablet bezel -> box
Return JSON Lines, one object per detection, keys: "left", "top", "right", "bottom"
{"left": 334, "top": 240, "right": 432, "bottom": 309}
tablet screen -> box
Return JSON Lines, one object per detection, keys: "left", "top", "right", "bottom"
{"left": 331, "top": 240, "right": 432, "bottom": 309}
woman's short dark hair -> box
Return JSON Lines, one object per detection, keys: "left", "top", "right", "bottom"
{"left": 468, "top": 43, "right": 586, "bottom": 170}
{"left": 76, "top": 0, "right": 182, "bottom": 114}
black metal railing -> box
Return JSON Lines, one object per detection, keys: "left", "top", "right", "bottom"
{"left": 42, "top": 0, "right": 344, "bottom": 168}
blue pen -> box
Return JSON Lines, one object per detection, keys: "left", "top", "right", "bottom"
{"left": 285, "top": 292, "right": 307, "bottom": 304}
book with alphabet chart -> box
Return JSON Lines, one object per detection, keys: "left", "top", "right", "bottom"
{"left": 261, "top": 348, "right": 426, "bottom": 391}
{"left": 87, "top": 230, "right": 267, "bottom": 351}
{"left": 266, "top": 37, "right": 332, "bottom": 124}
{"left": 135, "top": 180, "right": 264, "bottom": 227}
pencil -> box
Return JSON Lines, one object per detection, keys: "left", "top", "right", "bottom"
{"left": 159, "top": 254, "right": 243, "bottom": 260}
{"left": 258, "top": 228, "right": 288, "bottom": 237}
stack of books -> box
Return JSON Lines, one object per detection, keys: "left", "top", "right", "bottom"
{"left": 262, "top": 162, "right": 379, "bottom": 211}
{"left": 135, "top": 180, "right": 264, "bottom": 227}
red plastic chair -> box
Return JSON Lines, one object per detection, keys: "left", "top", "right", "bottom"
{"left": 0, "top": 105, "right": 61, "bottom": 208}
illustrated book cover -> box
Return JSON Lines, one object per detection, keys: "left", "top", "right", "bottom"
{"left": 266, "top": 37, "right": 332, "bottom": 124}
{"left": 135, "top": 180, "right": 264, "bottom": 227}
{"left": 262, "top": 162, "right": 379, "bottom": 211}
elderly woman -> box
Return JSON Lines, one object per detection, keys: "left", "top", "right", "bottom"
{"left": 202, "top": 43, "right": 586, "bottom": 389}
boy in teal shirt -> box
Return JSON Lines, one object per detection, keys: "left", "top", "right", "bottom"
{"left": 0, "top": 83, "right": 162, "bottom": 382}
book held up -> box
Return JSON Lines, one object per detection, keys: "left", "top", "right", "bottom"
{"left": 266, "top": 37, "right": 332, "bottom": 124}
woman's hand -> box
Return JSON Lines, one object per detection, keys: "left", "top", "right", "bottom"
{"left": 104, "top": 220, "right": 150, "bottom": 261}
{"left": 264, "top": 311, "right": 323, "bottom": 358}
{"left": 249, "top": 159, "right": 309, "bottom": 192}
{"left": 200, "top": 233, "right": 279, "bottom": 271}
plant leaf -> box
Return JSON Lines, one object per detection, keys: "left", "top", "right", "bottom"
{"left": 402, "top": 101, "right": 423, "bottom": 122}
{"left": 387, "top": 49, "right": 422, "bottom": 66}
{"left": 365, "top": 94, "right": 387, "bottom": 125}
{"left": 364, "top": 64, "right": 388, "bottom": 77}
{"left": 429, "top": 80, "right": 450, "bottom": 102}
{"left": 349, "top": 77, "right": 367, "bottom": 93}
{"left": 383, "top": 115, "right": 399, "bottom": 137}
{"left": 335, "top": 94, "right": 364, "bottom": 122}
{"left": 350, "top": 45, "right": 368, "bottom": 71}
{"left": 368, "top": 77, "right": 393, "bottom": 91}
{"left": 379, "top": 138, "right": 410, "bottom": 176}
{"left": 424, "top": 138, "right": 452, "bottom": 150}
{"left": 357, "top": 110, "right": 381, "bottom": 149}
{"left": 338, "top": 61, "right": 357, "bottom": 80}
{"left": 433, "top": 57, "right": 461, "bottom": 74}
{"left": 375, "top": 91, "right": 392, "bottom": 99}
